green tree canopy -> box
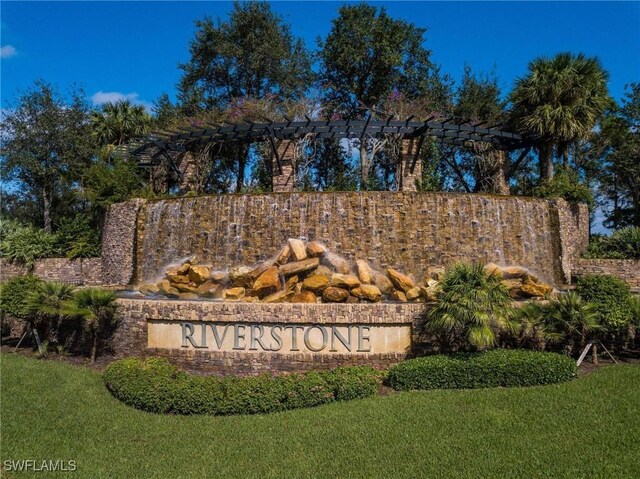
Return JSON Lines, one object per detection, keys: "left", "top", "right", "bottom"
{"left": 90, "top": 100, "right": 151, "bottom": 149}
{"left": 1, "top": 81, "right": 94, "bottom": 233}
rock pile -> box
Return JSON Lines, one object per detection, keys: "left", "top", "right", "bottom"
{"left": 137, "top": 239, "right": 553, "bottom": 303}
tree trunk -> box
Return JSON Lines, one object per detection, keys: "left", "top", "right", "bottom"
{"left": 43, "top": 188, "right": 53, "bottom": 234}
{"left": 474, "top": 147, "right": 510, "bottom": 195}
{"left": 236, "top": 147, "right": 248, "bottom": 193}
{"left": 538, "top": 143, "right": 554, "bottom": 181}
{"left": 359, "top": 142, "right": 370, "bottom": 189}
{"left": 91, "top": 332, "right": 98, "bottom": 363}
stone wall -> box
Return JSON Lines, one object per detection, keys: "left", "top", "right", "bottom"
{"left": 113, "top": 298, "right": 427, "bottom": 375}
{"left": 101, "top": 199, "right": 146, "bottom": 285}
{"left": 573, "top": 259, "right": 640, "bottom": 292}
{"left": 108, "top": 192, "right": 589, "bottom": 287}
{"left": 0, "top": 258, "right": 102, "bottom": 285}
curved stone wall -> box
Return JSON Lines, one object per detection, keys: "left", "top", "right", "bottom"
{"left": 102, "top": 192, "right": 589, "bottom": 287}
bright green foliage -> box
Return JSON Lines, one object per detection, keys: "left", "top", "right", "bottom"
{"left": 584, "top": 227, "right": 640, "bottom": 259}
{"left": 544, "top": 292, "right": 601, "bottom": 349}
{"left": 104, "top": 357, "right": 380, "bottom": 415}
{"left": 90, "top": 100, "right": 151, "bottom": 148}
{"left": 65, "top": 288, "right": 118, "bottom": 362}
{"left": 54, "top": 216, "right": 102, "bottom": 259}
{"left": 533, "top": 165, "right": 594, "bottom": 207}
{"left": 510, "top": 52, "right": 610, "bottom": 180}
{"left": 0, "top": 219, "right": 60, "bottom": 267}
{"left": 426, "top": 262, "right": 513, "bottom": 350}
{"left": 576, "top": 274, "right": 632, "bottom": 330}
{"left": 82, "top": 158, "right": 145, "bottom": 213}
{"left": 0, "top": 275, "right": 43, "bottom": 320}
{"left": 387, "top": 349, "right": 576, "bottom": 391}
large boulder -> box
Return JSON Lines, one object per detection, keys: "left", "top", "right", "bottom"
{"left": 174, "top": 283, "right": 198, "bottom": 293}
{"left": 289, "top": 291, "right": 317, "bottom": 303}
{"left": 188, "top": 265, "right": 211, "bottom": 284}
{"left": 252, "top": 266, "right": 281, "bottom": 297}
{"left": 355, "top": 260, "right": 374, "bottom": 284}
{"left": 303, "top": 274, "right": 330, "bottom": 292}
{"left": 288, "top": 238, "right": 308, "bottom": 261}
{"left": 179, "top": 293, "right": 199, "bottom": 300}
{"left": 262, "top": 290, "right": 292, "bottom": 303}
{"left": 387, "top": 268, "right": 415, "bottom": 292}
{"left": 278, "top": 257, "right": 320, "bottom": 276}
{"left": 373, "top": 272, "right": 394, "bottom": 294}
{"left": 483, "top": 263, "right": 503, "bottom": 278}
{"left": 224, "top": 287, "right": 246, "bottom": 300}
{"left": 406, "top": 287, "right": 421, "bottom": 301}
{"left": 229, "top": 266, "right": 253, "bottom": 287}
{"left": 351, "top": 284, "right": 382, "bottom": 302}
{"left": 521, "top": 280, "right": 553, "bottom": 298}
{"left": 210, "top": 271, "right": 228, "bottom": 283}
{"left": 323, "top": 253, "right": 351, "bottom": 274}
{"left": 167, "top": 273, "right": 189, "bottom": 284}
{"left": 196, "top": 281, "right": 224, "bottom": 299}
{"left": 275, "top": 244, "right": 291, "bottom": 265}
{"left": 139, "top": 283, "right": 160, "bottom": 295}
{"left": 330, "top": 273, "right": 360, "bottom": 289}
{"left": 501, "top": 266, "right": 529, "bottom": 279}
{"left": 306, "top": 241, "right": 327, "bottom": 257}
{"left": 157, "top": 280, "right": 179, "bottom": 298}
{"left": 391, "top": 290, "right": 408, "bottom": 302}
{"left": 322, "top": 287, "right": 349, "bottom": 303}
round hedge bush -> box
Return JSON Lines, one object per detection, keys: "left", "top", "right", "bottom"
{"left": 386, "top": 349, "right": 576, "bottom": 391}
{"left": 104, "top": 357, "right": 381, "bottom": 415}
{"left": 576, "top": 274, "right": 632, "bottom": 330}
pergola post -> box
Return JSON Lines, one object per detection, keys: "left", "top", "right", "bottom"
{"left": 398, "top": 138, "right": 423, "bottom": 192}
{"left": 272, "top": 139, "right": 295, "bottom": 192}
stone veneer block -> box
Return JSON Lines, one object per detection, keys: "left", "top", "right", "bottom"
{"left": 101, "top": 199, "right": 146, "bottom": 285}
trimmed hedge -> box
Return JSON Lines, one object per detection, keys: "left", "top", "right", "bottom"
{"left": 104, "top": 357, "right": 380, "bottom": 415}
{"left": 387, "top": 350, "right": 576, "bottom": 391}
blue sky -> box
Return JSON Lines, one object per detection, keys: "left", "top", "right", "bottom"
{"left": 1, "top": 1, "right": 639, "bottom": 111}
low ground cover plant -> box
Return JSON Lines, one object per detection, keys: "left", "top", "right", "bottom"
{"left": 104, "top": 357, "right": 381, "bottom": 415}
{"left": 387, "top": 349, "right": 576, "bottom": 391}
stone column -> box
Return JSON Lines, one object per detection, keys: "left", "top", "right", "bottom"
{"left": 398, "top": 138, "right": 423, "bottom": 192}
{"left": 272, "top": 140, "right": 295, "bottom": 192}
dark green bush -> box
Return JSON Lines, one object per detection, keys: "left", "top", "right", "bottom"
{"left": 0, "top": 220, "right": 60, "bottom": 267}
{"left": 533, "top": 166, "right": 594, "bottom": 208}
{"left": 583, "top": 227, "right": 640, "bottom": 260}
{"left": 104, "top": 357, "right": 380, "bottom": 415}
{"left": 387, "top": 349, "right": 576, "bottom": 391}
{"left": 0, "top": 275, "right": 43, "bottom": 320}
{"left": 576, "top": 274, "right": 632, "bottom": 330}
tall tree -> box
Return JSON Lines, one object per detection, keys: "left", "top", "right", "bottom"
{"left": 592, "top": 83, "right": 640, "bottom": 228}
{"left": 318, "top": 4, "right": 450, "bottom": 186}
{"left": 1, "top": 81, "right": 93, "bottom": 233}
{"left": 177, "top": 1, "right": 313, "bottom": 190}
{"left": 509, "top": 52, "right": 610, "bottom": 180}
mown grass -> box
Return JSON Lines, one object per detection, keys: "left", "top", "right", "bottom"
{"left": 1, "top": 353, "right": 639, "bottom": 479}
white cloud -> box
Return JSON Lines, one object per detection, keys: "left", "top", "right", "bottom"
{"left": 1, "top": 45, "right": 17, "bottom": 59}
{"left": 91, "top": 91, "right": 153, "bottom": 112}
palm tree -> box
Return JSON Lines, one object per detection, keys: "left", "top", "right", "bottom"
{"left": 65, "top": 288, "right": 118, "bottom": 362}
{"left": 546, "top": 292, "right": 601, "bottom": 354}
{"left": 90, "top": 100, "right": 151, "bottom": 148}
{"left": 510, "top": 52, "right": 610, "bottom": 180}
{"left": 426, "top": 262, "right": 514, "bottom": 350}
{"left": 24, "top": 281, "right": 75, "bottom": 344}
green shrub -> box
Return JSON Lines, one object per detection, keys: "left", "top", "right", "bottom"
{"left": 104, "top": 358, "right": 380, "bottom": 415}
{"left": 576, "top": 274, "right": 632, "bottom": 330}
{"left": 426, "top": 262, "right": 513, "bottom": 351}
{"left": 54, "top": 216, "right": 101, "bottom": 259}
{"left": 533, "top": 166, "right": 594, "bottom": 208}
{"left": 0, "top": 275, "right": 43, "bottom": 320}
{"left": 0, "top": 220, "right": 60, "bottom": 267}
{"left": 387, "top": 349, "right": 576, "bottom": 391}
{"left": 584, "top": 227, "right": 640, "bottom": 260}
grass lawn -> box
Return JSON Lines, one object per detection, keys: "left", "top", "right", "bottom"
{"left": 1, "top": 354, "right": 639, "bottom": 479}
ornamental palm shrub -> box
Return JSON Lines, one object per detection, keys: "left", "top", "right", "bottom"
{"left": 65, "top": 288, "right": 118, "bottom": 362}
{"left": 425, "top": 262, "right": 514, "bottom": 351}
{"left": 24, "top": 281, "right": 75, "bottom": 344}
{"left": 512, "top": 302, "right": 560, "bottom": 350}
{"left": 545, "top": 292, "right": 601, "bottom": 355}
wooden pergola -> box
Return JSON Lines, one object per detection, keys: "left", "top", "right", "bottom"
{"left": 127, "top": 116, "right": 526, "bottom": 192}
